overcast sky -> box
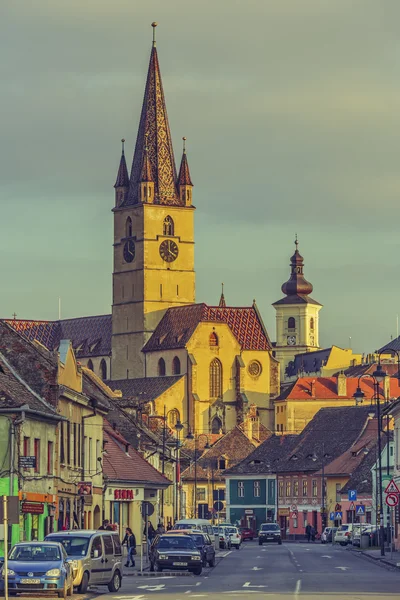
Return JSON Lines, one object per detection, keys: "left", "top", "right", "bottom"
{"left": 2, "top": 0, "right": 400, "bottom": 353}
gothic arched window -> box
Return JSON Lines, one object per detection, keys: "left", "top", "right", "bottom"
{"left": 158, "top": 358, "right": 166, "bottom": 376}
{"left": 172, "top": 356, "right": 181, "bottom": 375}
{"left": 167, "top": 409, "right": 180, "bottom": 428}
{"left": 87, "top": 359, "right": 94, "bottom": 371}
{"left": 209, "top": 358, "right": 222, "bottom": 399}
{"left": 310, "top": 317, "right": 314, "bottom": 331}
{"left": 163, "top": 216, "right": 174, "bottom": 236}
{"left": 209, "top": 332, "right": 218, "bottom": 347}
{"left": 125, "top": 217, "right": 132, "bottom": 238}
{"left": 212, "top": 416, "right": 222, "bottom": 434}
{"left": 100, "top": 359, "right": 107, "bottom": 380}
{"left": 288, "top": 317, "right": 295, "bottom": 330}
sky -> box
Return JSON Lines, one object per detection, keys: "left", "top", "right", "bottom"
{"left": 1, "top": 0, "right": 400, "bottom": 353}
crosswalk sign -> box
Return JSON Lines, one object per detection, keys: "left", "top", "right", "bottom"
{"left": 335, "top": 511, "right": 343, "bottom": 520}
{"left": 384, "top": 479, "right": 400, "bottom": 494}
{"left": 356, "top": 504, "right": 365, "bottom": 515}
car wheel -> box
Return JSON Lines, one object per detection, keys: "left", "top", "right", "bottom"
{"left": 78, "top": 572, "right": 89, "bottom": 594}
{"left": 193, "top": 567, "right": 202, "bottom": 576}
{"left": 208, "top": 557, "right": 215, "bottom": 567}
{"left": 108, "top": 570, "right": 121, "bottom": 593}
{"left": 340, "top": 542, "right": 347, "bottom": 547}
{"left": 58, "top": 581, "right": 67, "bottom": 599}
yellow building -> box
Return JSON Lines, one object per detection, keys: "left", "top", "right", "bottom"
{"left": 284, "top": 345, "right": 363, "bottom": 381}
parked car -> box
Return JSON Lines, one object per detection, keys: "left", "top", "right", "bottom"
{"left": 149, "top": 535, "right": 203, "bottom": 575}
{"left": 239, "top": 527, "right": 254, "bottom": 541}
{"left": 45, "top": 529, "right": 122, "bottom": 593}
{"left": 0, "top": 542, "right": 74, "bottom": 599}
{"left": 334, "top": 524, "right": 354, "bottom": 546}
{"left": 173, "top": 519, "right": 216, "bottom": 544}
{"left": 321, "top": 527, "right": 338, "bottom": 544}
{"left": 217, "top": 528, "right": 232, "bottom": 550}
{"left": 225, "top": 527, "right": 241, "bottom": 549}
{"left": 258, "top": 523, "right": 282, "bottom": 545}
{"left": 165, "top": 530, "right": 215, "bottom": 567}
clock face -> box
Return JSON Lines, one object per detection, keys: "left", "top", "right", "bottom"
{"left": 123, "top": 239, "right": 135, "bottom": 263}
{"left": 287, "top": 336, "right": 296, "bottom": 346}
{"left": 159, "top": 239, "right": 179, "bottom": 262}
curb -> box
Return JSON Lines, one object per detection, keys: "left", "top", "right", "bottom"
{"left": 348, "top": 547, "right": 400, "bottom": 571}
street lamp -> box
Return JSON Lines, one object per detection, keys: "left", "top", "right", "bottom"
{"left": 310, "top": 445, "right": 330, "bottom": 530}
{"left": 353, "top": 373, "right": 385, "bottom": 556}
{"left": 186, "top": 430, "right": 210, "bottom": 518}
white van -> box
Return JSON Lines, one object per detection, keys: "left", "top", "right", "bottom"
{"left": 173, "top": 519, "right": 216, "bottom": 544}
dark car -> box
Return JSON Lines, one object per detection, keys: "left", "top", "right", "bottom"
{"left": 258, "top": 523, "right": 282, "bottom": 545}
{"left": 187, "top": 533, "right": 215, "bottom": 567}
{"left": 239, "top": 527, "right": 254, "bottom": 541}
{"left": 149, "top": 535, "right": 203, "bottom": 575}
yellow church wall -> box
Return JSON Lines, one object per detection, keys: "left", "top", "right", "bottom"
{"left": 57, "top": 343, "right": 82, "bottom": 392}
{"left": 152, "top": 377, "right": 187, "bottom": 428}
{"left": 146, "top": 349, "right": 188, "bottom": 377}
{"left": 323, "top": 347, "right": 362, "bottom": 376}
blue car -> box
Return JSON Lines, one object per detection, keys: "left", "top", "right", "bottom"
{"left": 1, "top": 542, "right": 73, "bottom": 598}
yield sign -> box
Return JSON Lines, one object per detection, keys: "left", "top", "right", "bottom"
{"left": 384, "top": 479, "right": 400, "bottom": 494}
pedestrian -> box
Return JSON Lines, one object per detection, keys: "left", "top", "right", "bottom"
{"left": 98, "top": 519, "right": 109, "bottom": 530}
{"left": 311, "top": 526, "right": 316, "bottom": 542}
{"left": 305, "top": 523, "right": 311, "bottom": 542}
{"left": 156, "top": 523, "right": 165, "bottom": 535}
{"left": 121, "top": 527, "right": 136, "bottom": 567}
{"left": 166, "top": 523, "right": 172, "bottom": 531}
{"left": 147, "top": 521, "right": 156, "bottom": 541}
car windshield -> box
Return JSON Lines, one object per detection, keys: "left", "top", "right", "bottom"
{"left": 190, "top": 534, "right": 205, "bottom": 545}
{"left": 45, "top": 536, "right": 90, "bottom": 556}
{"left": 10, "top": 544, "right": 61, "bottom": 561}
{"left": 173, "top": 524, "right": 198, "bottom": 530}
{"left": 339, "top": 525, "right": 349, "bottom": 531}
{"left": 157, "top": 537, "right": 196, "bottom": 550}
{"left": 227, "top": 527, "right": 237, "bottom": 533}
{"left": 261, "top": 524, "right": 279, "bottom": 531}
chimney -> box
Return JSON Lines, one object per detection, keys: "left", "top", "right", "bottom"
{"left": 251, "top": 417, "right": 260, "bottom": 441}
{"left": 337, "top": 370, "right": 347, "bottom": 397}
{"left": 243, "top": 411, "right": 253, "bottom": 440}
{"left": 310, "top": 380, "right": 315, "bottom": 397}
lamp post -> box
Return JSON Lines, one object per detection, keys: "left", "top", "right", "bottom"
{"left": 185, "top": 430, "right": 210, "bottom": 519}
{"left": 311, "top": 444, "right": 330, "bottom": 531}
{"left": 353, "top": 367, "right": 386, "bottom": 556}
{"left": 173, "top": 420, "right": 184, "bottom": 522}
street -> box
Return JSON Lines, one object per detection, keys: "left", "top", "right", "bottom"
{"left": 87, "top": 541, "right": 400, "bottom": 600}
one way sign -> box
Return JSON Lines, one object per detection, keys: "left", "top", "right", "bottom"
{"left": 356, "top": 504, "right": 365, "bottom": 515}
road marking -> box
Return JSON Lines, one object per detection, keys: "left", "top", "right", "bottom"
{"left": 321, "top": 555, "right": 332, "bottom": 558}
{"left": 251, "top": 566, "right": 263, "bottom": 570}
{"left": 295, "top": 579, "right": 301, "bottom": 597}
{"left": 256, "top": 555, "right": 262, "bottom": 558}
{"left": 335, "top": 566, "right": 349, "bottom": 571}
{"left": 138, "top": 584, "right": 166, "bottom": 591}
{"left": 243, "top": 582, "right": 266, "bottom": 588}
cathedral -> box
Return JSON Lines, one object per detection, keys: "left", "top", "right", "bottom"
{"left": 6, "top": 25, "right": 323, "bottom": 435}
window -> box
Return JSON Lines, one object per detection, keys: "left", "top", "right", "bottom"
{"left": 212, "top": 417, "right": 222, "bottom": 434}
{"left": 100, "top": 359, "right": 107, "bottom": 380}
{"left": 67, "top": 421, "right": 71, "bottom": 465}
{"left": 254, "top": 481, "right": 261, "bottom": 498}
{"left": 172, "top": 356, "right": 181, "bottom": 375}
{"left": 293, "top": 518, "right": 298, "bottom": 528}
{"left": 238, "top": 481, "right": 245, "bottom": 498}
{"left": 60, "top": 423, "right": 65, "bottom": 464}
{"left": 73, "top": 423, "right": 77, "bottom": 466}
{"left": 302, "top": 480, "right": 307, "bottom": 497}
{"left": 96, "top": 439, "right": 101, "bottom": 467}
{"left": 293, "top": 480, "right": 299, "bottom": 497}
{"left": 167, "top": 409, "right": 180, "bottom": 428}
{"left": 47, "top": 441, "right": 53, "bottom": 475}
{"left": 88, "top": 438, "right": 92, "bottom": 474}
{"left": 125, "top": 217, "right": 132, "bottom": 238}
{"left": 163, "top": 216, "right": 174, "bottom": 236}
{"left": 336, "top": 483, "right": 342, "bottom": 502}
{"left": 278, "top": 480, "right": 283, "bottom": 498}
{"left": 91, "top": 536, "right": 103, "bottom": 558}
{"left": 196, "top": 488, "right": 206, "bottom": 501}
{"left": 218, "top": 457, "right": 226, "bottom": 470}
{"left": 34, "top": 439, "right": 40, "bottom": 474}
{"left": 310, "top": 317, "right": 314, "bottom": 331}
{"left": 288, "top": 317, "right": 295, "bottom": 330}
{"left": 158, "top": 358, "right": 166, "bottom": 376}
{"left": 209, "top": 358, "right": 222, "bottom": 398}
{"left": 209, "top": 332, "right": 218, "bottom": 347}
{"left": 112, "top": 535, "right": 122, "bottom": 556}
{"left": 103, "top": 535, "right": 114, "bottom": 556}
{"left": 285, "top": 480, "right": 291, "bottom": 497}
{"left": 23, "top": 436, "right": 30, "bottom": 457}
{"left": 87, "top": 359, "right": 93, "bottom": 371}
{"left": 303, "top": 511, "right": 308, "bottom": 527}
{"left": 312, "top": 480, "right": 317, "bottom": 497}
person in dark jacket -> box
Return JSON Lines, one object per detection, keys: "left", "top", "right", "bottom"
{"left": 121, "top": 527, "right": 136, "bottom": 567}
{"left": 305, "top": 523, "right": 311, "bottom": 542}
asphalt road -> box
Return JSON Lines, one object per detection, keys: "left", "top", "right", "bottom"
{"left": 89, "top": 541, "right": 400, "bottom": 600}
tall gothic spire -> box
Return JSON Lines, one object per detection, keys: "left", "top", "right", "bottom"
{"left": 127, "top": 23, "right": 180, "bottom": 206}
{"left": 114, "top": 139, "right": 129, "bottom": 188}
{"left": 281, "top": 236, "right": 314, "bottom": 296}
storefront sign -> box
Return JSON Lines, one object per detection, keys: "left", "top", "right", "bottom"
{"left": 114, "top": 489, "right": 134, "bottom": 500}
{"left": 244, "top": 509, "right": 254, "bottom": 515}
{"left": 19, "top": 456, "right": 36, "bottom": 469}
{"left": 21, "top": 502, "right": 44, "bottom": 515}
{"left": 278, "top": 508, "right": 290, "bottom": 516}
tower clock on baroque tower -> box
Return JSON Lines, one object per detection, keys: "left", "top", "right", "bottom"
{"left": 272, "top": 238, "right": 322, "bottom": 380}
{"left": 111, "top": 24, "right": 196, "bottom": 381}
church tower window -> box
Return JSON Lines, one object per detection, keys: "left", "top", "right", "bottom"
{"left": 209, "top": 358, "right": 222, "bottom": 399}
{"left": 288, "top": 317, "right": 295, "bottom": 330}
{"left": 310, "top": 317, "right": 314, "bottom": 330}
{"left": 100, "top": 359, "right": 107, "bottom": 380}
{"left": 158, "top": 358, "right": 166, "bottom": 376}
{"left": 209, "top": 332, "right": 218, "bottom": 347}
{"left": 172, "top": 356, "right": 181, "bottom": 375}
{"left": 163, "top": 216, "right": 174, "bottom": 236}
{"left": 212, "top": 416, "right": 223, "bottom": 434}
{"left": 125, "top": 217, "right": 132, "bottom": 238}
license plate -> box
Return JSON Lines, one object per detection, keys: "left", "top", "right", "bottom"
{"left": 21, "top": 579, "right": 41, "bottom": 584}
{"left": 267, "top": 537, "right": 274, "bottom": 540}
{"left": 172, "top": 562, "right": 187, "bottom": 566}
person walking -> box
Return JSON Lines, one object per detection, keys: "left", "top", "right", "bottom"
{"left": 310, "top": 526, "right": 316, "bottom": 542}
{"left": 121, "top": 527, "right": 136, "bottom": 567}
{"left": 305, "top": 523, "right": 311, "bottom": 542}
{"left": 156, "top": 523, "right": 165, "bottom": 535}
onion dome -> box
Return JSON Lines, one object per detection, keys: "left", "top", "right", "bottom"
{"left": 281, "top": 237, "right": 313, "bottom": 296}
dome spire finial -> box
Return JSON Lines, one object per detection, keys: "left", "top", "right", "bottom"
{"left": 281, "top": 238, "right": 313, "bottom": 297}
{"left": 151, "top": 22, "right": 158, "bottom": 47}
{"left": 295, "top": 233, "right": 298, "bottom": 250}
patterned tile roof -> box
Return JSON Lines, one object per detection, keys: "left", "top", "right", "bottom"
{"left": 106, "top": 375, "right": 183, "bottom": 402}
{"left": 177, "top": 150, "right": 193, "bottom": 186}
{"left": 275, "top": 376, "right": 400, "bottom": 402}
{"left": 114, "top": 145, "right": 129, "bottom": 188}
{"left": 143, "top": 303, "right": 271, "bottom": 353}
{"left": 4, "top": 315, "right": 112, "bottom": 358}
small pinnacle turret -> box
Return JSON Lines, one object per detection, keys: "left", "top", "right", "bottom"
{"left": 178, "top": 137, "right": 193, "bottom": 206}
{"left": 219, "top": 283, "right": 226, "bottom": 307}
{"left": 114, "top": 139, "right": 129, "bottom": 207}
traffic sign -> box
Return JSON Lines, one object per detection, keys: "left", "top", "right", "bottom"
{"left": 384, "top": 479, "right": 400, "bottom": 494}
{"left": 291, "top": 512, "right": 298, "bottom": 519}
{"left": 349, "top": 502, "right": 355, "bottom": 511}
{"left": 348, "top": 490, "right": 357, "bottom": 501}
{"left": 214, "top": 501, "right": 224, "bottom": 512}
{"left": 335, "top": 511, "right": 343, "bottom": 520}
{"left": 290, "top": 504, "right": 298, "bottom": 512}
{"left": 385, "top": 493, "right": 399, "bottom": 508}
{"left": 355, "top": 504, "right": 365, "bottom": 515}
{"left": 329, "top": 512, "right": 335, "bottom": 521}
{"left": 141, "top": 501, "right": 154, "bottom": 518}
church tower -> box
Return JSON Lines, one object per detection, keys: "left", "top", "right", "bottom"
{"left": 273, "top": 239, "right": 322, "bottom": 380}
{"left": 111, "top": 23, "right": 196, "bottom": 381}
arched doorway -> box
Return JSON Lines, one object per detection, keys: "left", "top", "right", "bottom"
{"left": 93, "top": 505, "right": 101, "bottom": 529}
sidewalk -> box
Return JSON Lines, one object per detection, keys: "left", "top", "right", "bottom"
{"left": 348, "top": 546, "right": 400, "bottom": 570}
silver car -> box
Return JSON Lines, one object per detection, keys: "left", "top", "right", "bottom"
{"left": 45, "top": 530, "right": 122, "bottom": 593}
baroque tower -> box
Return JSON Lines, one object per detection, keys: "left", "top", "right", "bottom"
{"left": 111, "top": 23, "right": 195, "bottom": 380}
{"left": 273, "top": 239, "right": 322, "bottom": 379}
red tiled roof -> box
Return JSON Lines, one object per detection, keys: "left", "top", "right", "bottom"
{"left": 276, "top": 376, "right": 400, "bottom": 401}
{"left": 143, "top": 303, "right": 271, "bottom": 352}
{"left": 103, "top": 421, "right": 171, "bottom": 487}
